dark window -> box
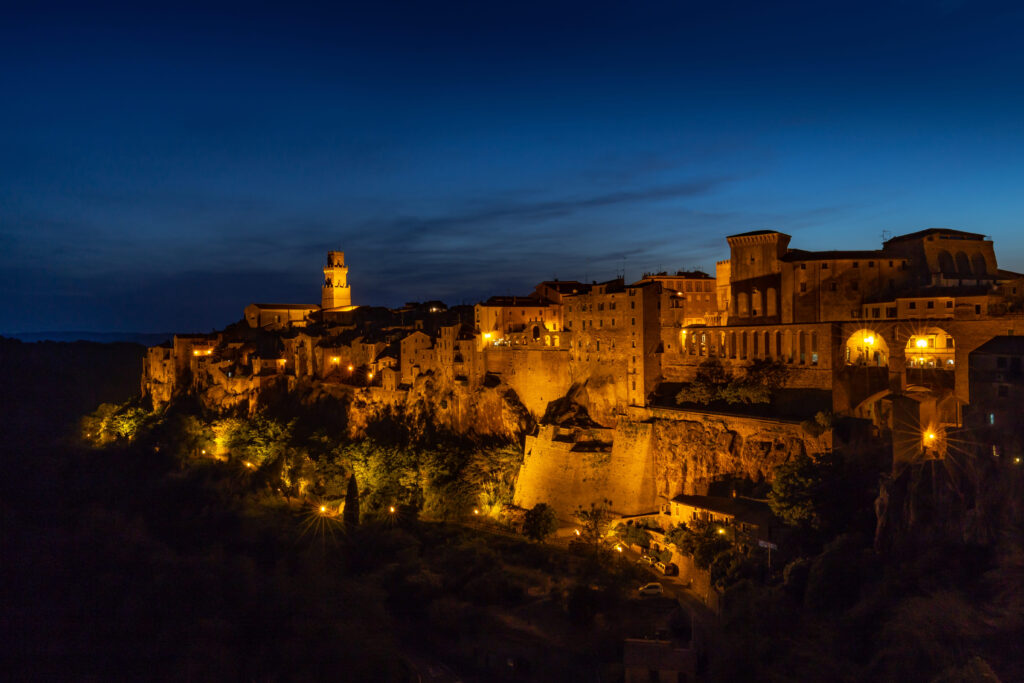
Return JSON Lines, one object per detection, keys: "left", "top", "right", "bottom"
{"left": 889, "top": 260, "right": 894, "bottom": 267}
{"left": 868, "top": 261, "right": 875, "bottom": 267}
{"left": 830, "top": 282, "right": 838, "bottom": 291}
{"left": 975, "top": 304, "right": 982, "bottom": 314}
{"left": 800, "top": 282, "right": 807, "bottom": 293}
{"left": 909, "top": 302, "right": 917, "bottom": 309}
{"left": 927, "top": 301, "right": 935, "bottom": 309}
{"left": 946, "top": 301, "right": 953, "bottom": 308}
{"left": 822, "top": 263, "right": 829, "bottom": 270}
{"left": 997, "top": 357, "right": 1007, "bottom": 368}
{"left": 852, "top": 281, "right": 859, "bottom": 291}
{"left": 886, "top": 307, "right": 897, "bottom": 318}
{"left": 800, "top": 263, "right": 806, "bottom": 270}
{"left": 853, "top": 262, "right": 859, "bottom": 268}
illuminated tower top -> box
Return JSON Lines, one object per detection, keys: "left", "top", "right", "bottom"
{"left": 322, "top": 250, "right": 352, "bottom": 310}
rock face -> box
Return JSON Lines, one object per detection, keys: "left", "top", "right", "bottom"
{"left": 512, "top": 404, "right": 832, "bottom": 519}
{"left": 647, "top": 407, "right": 830, "bottom": 497}
{"left": 874, "top": 454, "right": 1024, "bottom": 555}
{"left": 344, "top": 376, "right": 532, "bottom": 442}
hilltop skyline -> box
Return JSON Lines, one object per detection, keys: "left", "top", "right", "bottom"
{"left": 4, "top": 1, "right": 1024, "bottom": 333}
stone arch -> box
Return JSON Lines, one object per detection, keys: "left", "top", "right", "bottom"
{"left": 845, "top": 328, "right": 889, "bottom": 367}
{"left": 737, "top": 292, "right": 749, "bottom": 316}
{"left": 937, "top": 250, "right": 955, "bottom": 274}
{"left": 971, "top": 252, "right": 988, "bottom": 276}
{"left": 955, "top": 251, "right": 972, "bottom": 276}
{"left": 905, "top": 326, "right": 955, "bottom": 370}
{"left": 532, "top": 325, "right": 541, "bottom": 340}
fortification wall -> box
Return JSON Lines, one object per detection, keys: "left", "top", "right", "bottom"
{"left": 514, "top": 418, "right": 658, "bottom": 519}
{"left": 631, "top": 406, "right": 832, "bottom": 498}
{"left": 487, "top": 348, "right": 572, "bottom": 420}
{"left": 514, "top": 405, "right": 831, "bottom": 520}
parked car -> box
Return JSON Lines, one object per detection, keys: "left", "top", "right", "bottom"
{"left": 639, "top": 553, "right": 655, "bottom": 565}
{"left": 654, "top": 561, "right": 679, "bottom": 576}
{"left": 638, "top": 582, "right": 664, "bottom": 596}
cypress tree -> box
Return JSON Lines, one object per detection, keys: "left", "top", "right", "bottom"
{"left": 344, "top": 473, "right": 360, "bottom": 529}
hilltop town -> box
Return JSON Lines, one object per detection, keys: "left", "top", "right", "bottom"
{"left": 140, "top": 228, "right": 1024, "bottom": 526}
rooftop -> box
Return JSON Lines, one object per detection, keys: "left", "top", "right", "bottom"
{"left": 249, "top": 302, "right": 321, "bottom": 310}
{"left": 781, "top": 248, "right": 886, "bottom": 262}
{"left": 970, "top": 335, "right": 1024, "bottom": 356}
{"left": 883, "top": 228, "right": 987, "bottom": 245}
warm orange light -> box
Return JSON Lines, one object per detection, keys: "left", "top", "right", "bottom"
{"left": 331, "top": 356, "right": 340, "bottom": 363}
{"left": 320, "top": 505, "right": 327, "bottom": 513}
{"left": 201, "top": 449, "right": 206, "bottom": 455}
{"left": 389, "top": 506, "right": 396, "bottom": 513}
{"left": 615, "top": 545, "right": 623, "bottom": 553}
{"left": 244, "top": 461, "right": 254, "bottom": 469}
{"left": 367, "top": 372, "right": 373, "bottom": 379}
{"left": 483, "top": 332, "right": 492, "bottom": 340}
{"left": 347, "top": 364, "right": 354, "bottom": 372}
{"left": 915, "top": 338, "right": 928, "bottom": 348}
{"left": 473, "top": 508, "right": 480, "bottom": 515}
{"left": 717, "top": 527, "right": 726, "bottom": 535}
{"left": 864, "top": 335, "right": 875, "bottom": 346}
{"left": 926, "top": 432, "right": 936, "bottom": 441}
{"left": 574, "top": 528, "right": 581, "bottom": 536}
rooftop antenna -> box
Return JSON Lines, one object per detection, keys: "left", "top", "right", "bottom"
{"left": 881, "top": 229, "right": 892, "bottom": 243}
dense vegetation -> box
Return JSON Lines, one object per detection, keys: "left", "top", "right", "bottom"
{"left": 4, "top": 338, "right": 1023, "bottom": 681}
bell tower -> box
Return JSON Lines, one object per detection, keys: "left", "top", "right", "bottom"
{"left": 321, "top": 251, "right": 352, "bottom": 309}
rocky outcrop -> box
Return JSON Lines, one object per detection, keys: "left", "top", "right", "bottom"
{"left": 874, "top": 454, "right": 1024, "bottom": 556}
{"left": 644, "top": 406, "right": 831, "bottom": 498}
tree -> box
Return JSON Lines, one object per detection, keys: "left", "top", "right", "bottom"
{"left": 573, "top": 498, "right": 614, "bottom": 553}
{"left": 768, "top": 451, "right": 842, "bottom": 530}
{"left": 344, "top": 474, "right": 360, "bottom": 529}
{"left": 676, "top": 359, "right": 731, "bottom": 405}
{"left": 522, "top": 503, "right": 557, "bottom": 542}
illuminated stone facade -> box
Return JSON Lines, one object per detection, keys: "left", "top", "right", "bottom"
{"left": 145, "top": 227, "right": 1024, "bottom": 517}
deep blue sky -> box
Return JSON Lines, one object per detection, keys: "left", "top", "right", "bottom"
{"left": 3, "top": 1, "right": 1024, "bottom": 333}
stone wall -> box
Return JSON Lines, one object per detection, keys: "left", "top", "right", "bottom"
{"left": 636, "top": 405, "right": 831, "bottom": 498}
{"left": 514, "top": 419, "right": 658, "bottom": 519}
{"left": 513, "top": 405, "right": 832, "bottom": 520}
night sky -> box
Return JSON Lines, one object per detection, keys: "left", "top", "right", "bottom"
{"left": 3, "top": 1, "right": 1024, "bottom": 334}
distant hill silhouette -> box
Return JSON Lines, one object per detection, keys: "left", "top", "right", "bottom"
{"left": 0, "top": 337, "right": 146, "bottom": 449}
{"left": 5, "top": 330, "right": 174, "bottom": 345}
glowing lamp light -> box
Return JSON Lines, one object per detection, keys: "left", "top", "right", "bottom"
{"left": 864, "top": 335, "right": 875, "bottom": 346}
{"left": 367, "top": 371, "right": 374, "bottom": 379}
{"left": 717, "top": 527, "right": 726, "bottom": 535}
{"left": 389, "top": 506, "right": 396, "bottom": 513}
{"left": 201, "top": 449, "right": 206, "bottom": 455}
{"left": 244, "top": 461, "right": 254, "bottom": 469}
{"left": 574, "top": 528, "right": 581, "bottom": 536}
{"left": 331, "top": 356, "right": 340, "bottom": 364}
{"left": 926, "top": 432, "right": 936, "bottom": 441}
{"left": 473, "top": 508, "right": 480, "bottom": 515}
{"left": 615, "top": 545, "right": 623, "bottom": 553}
{"left": 915, "top": 338, "right": 928, "bottom": 348}
{"left": 320, "top": 505, "right": 327, "bottom": 513}
{"left": 347, "top": 364, "right": 354, "bottom": 372}
{"left": 483, "top": 332, "right": 493, "bottom": 340}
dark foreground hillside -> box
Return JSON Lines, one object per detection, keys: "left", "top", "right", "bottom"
{"left": 0, "top": 336, "right": 146, "bottom": 449}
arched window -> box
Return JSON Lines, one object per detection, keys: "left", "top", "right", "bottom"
{"left": 741, "top": 331, "right": 748, "bottom": 359}
{"left": 971, "top": 253, "right": 988, "bottom": 276}
{"left": 955, "top": 252, "right": 972, "bottom": 276}
{"left": 937, "top": 250, "right": 955, "bottom": 274}
{"left": 766, "top": 287, "right": 777, "bottom": 317}
{"left": 774, "top": 331, "right": 781, "bottom": 359}
{"left": 751, "top": 289, "right": 762, "bottom": 317}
